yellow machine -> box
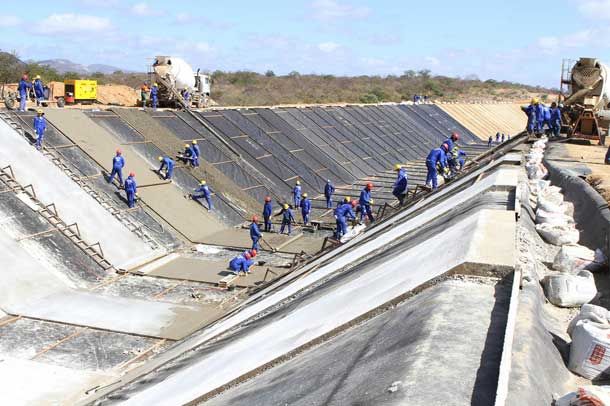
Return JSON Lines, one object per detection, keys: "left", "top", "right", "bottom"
{"left": 64, "top": 80, "right": 97, "bottom": 103}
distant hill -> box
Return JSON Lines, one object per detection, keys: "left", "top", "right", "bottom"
{"left": 0, "top": 51, "right": 26, "bottom": 83}
{"left": 36, "top": 59, "right": 130, "bottom": 75}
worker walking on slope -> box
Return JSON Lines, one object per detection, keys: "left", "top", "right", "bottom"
{"left": 262, "top": 196, "right": 273, "bottom": 232}
{"left": 191, "top": 180, "right": 213, "bottom": 211}
{"left": 108, "top": 149, "right": 125, "bottom": 186}
{"left": 426, "top": 144, "right": 448, "bottom": 191}
{"left": 292, "top": 180, "right": 302, "bottom": 208}
{"left": 550, "top": 102, "right": 562, "bottom": 138}
{"left": 157, "top": 156, "right": 175, "bottom": 180}
{"left": 228, "top": 251, "right": 254, "bottom": 275}
{"left": 32, "top": 75, "right": 44, "bottom": 106}
{"left": 276, "top": 203, "right": 295, "bottom": 236}
{"left": 150, "top": 83, "right": 159, "bottom": 110}
{"left": 249, "top": 216, "right": 262, "bottom": 250}
{"left": 33, "top": 109, "right": 46, "bottom": 150}
{"left": 191, "top": 140, "right": 200, "bottom": 167}
{"left": 18, "top": 74, "right": 31, "bottom": 112}
{"left": 124, "top": 172, "right": 137, "bottom": 208}
{"left": 359, "top": 183, "right": 374, "bottom": 223}
{"left": 392, "top": 164, "right": 408, "bottom": 205}
{"left": 324, "top": 179, "right": 335, "bottom": 209}
{"left": 335, "top": 198, "right": 357, "bottom": 240}
{"left": 300, "top": 193, "right": 311, "bottom": 225}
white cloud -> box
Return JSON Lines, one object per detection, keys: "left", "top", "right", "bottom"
{"left": 318, "top": 41, "right": 340, "bottom": 53}
{"left": 0, "top": 15, "right": 21, "bottom": 27}
{"left": 131, "top": 2, "right": 162, "bottom": 17}
{"left": 424, "top": 56, "right": 440, "bottom": 66}
{"left": 310, "top": 0, "right": 370, "bottom": 21}
{"left": 175, "top": 12, "right": 194, "bottom": 23}
{"left": 578, "top": 0, "right": 610, "bottom": 19}
{"left": 35, "top": 14, "right": 111, "bottom": 34}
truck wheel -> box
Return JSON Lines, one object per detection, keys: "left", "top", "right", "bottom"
{"left": 57, "top": 97, "right": 65, "bottom": 108}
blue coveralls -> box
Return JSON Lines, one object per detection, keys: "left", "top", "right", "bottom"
{"left": 279, "top": 207, "right": 295, "bottom": 235}
{"left": 229, "top": 255, "right": 253, "bottom": 274}
{"left": 495, "top": 132, "right": 500, "bottom": 143}
{"left": 426, "top": 148, "right": 446, "bottom": 190}
{"left": 183, "top": 145, "right": 195, "bottom": 166}
{"left": 359, "top": 187, "right": 374, "bottom": 223}
{"left": 535, "top": 104, "right": 546, "bottom": 133}
{"left": 300, "top": 197, "right": 311, "bottom": 225}
{"left": 191, "top": 144, "right": 200, "bottom": 167}
{"left": 522, "top": 105, "right": 537, "bottom": 133}
{"left": 124, "top": 176, "right": 137, "bottom": 208}
{"left": 457, "top": 150, "right": 467, "bottom": 169}
{"left": 443, "top": 138, "right": 455, "bottom": 152}
{"left": 324, "top": 181, "right": 335, "bottom": 208}
{"left": 150, "top": 86, "right": 158, "bottom": 110}
{"left": 109, "top": 154, "right": 125, "bottom": 185}
{"left": 33, "top": 115, "right": 46, "bottom": 150}
{"left": 159, "top": 157, "right": 175, "bottom": 180}
{"left": 501, "top": 134, "right": 505, "bottom": 143}
{"left": 250, "top": 222, "right": 262, "bottom": 250}
{"left": 541, "top": 106, "right": 552, "bottom": 133}
{"left": 336, "top": 202, "right": 356, "bottom": 239}
{"left": 18, "top": 79, "right": 30, "bottom": 112}
{"left": 292, "top": 184, "right": 302, "bottom": 208}
{"left": 33, "top": 79, "right": 44, "bottom": 106}
{"left": 550, "top": 107, "right": 562, "bottom": 137}
{"left": 263, "top": 201, "right": 273, "bottom": 232}
{"left": 488, "top": 136, "right": 492, "bottom": 147}
{"left": 193, "top": 184, "right": 213, "bottom": 210}
{"left": 393, "top": 168, "right": 408, "bottom": 204}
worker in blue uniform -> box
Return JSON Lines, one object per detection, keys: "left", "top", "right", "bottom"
{"left": 250, "top": 215, "right": 262, "bottom": 250}
{"left": 535, "top": 102, "right": 546, "bottom": 134}
{"left": 262, "top": 196, "right": 273, "bottom": 232}
{"left": 457, "top": 150, "right": 467, "bottom": 170}
{"left": 292, "top": 180, "right": 302, "bottom": 208}
{"left": 229, "top": 251, "right": 254, "bottom": 275}
{"left": 550, "top": 102, "right": 562, "bottom": 138}
{"left": 336, "top": 199, "right": 357, "bottom": 239}
{"left": 18, "top": 74, "right": 31, "bottom": 112}
{"left": 521, "top": 98, "right": 538, "bottom": 134}
{"left": 192, "top": 180, "right": 213, "bottom": 211}
{"left": 191, "top": 140, "right": 200, "bottom": 167}
{"left": 488, "top": 136, "right": 492, "bottom": 147}
{"left": 276, "top": 203, "right": 295, "bottom": 235}
{"left": 157, "top": 156, "right": 175, "bottom": 180}
{"left": 300, "top": 193, "right": 311, "bottom": 225}
{"left": 443, "top": 132, "right": 460, "bottom": 152}
{"left": 150, "top": 83, "right": 159, "bottom": 110}
{"left": 33, "top": 109, "right": 46, "bottom": 150}
{"left": 542, "top": 104, "right": 552, "bottom": 134}
{"left": 124, "top": 172, "right": 137, "bottom": 208}
{"left": 392, "top": 164, "right": 408, "bottom": 205}
{"left": 324, "top": 179, "right": 335, "bottom": 208}
{"left": 108, "top": 149, "right": 125, "bottom": 186}
{"left": 32, "top": 75, "right": 44, "bottom": 106}
{"left": 495, "top": 132, "right": 500, "bottom": 143}
{"left": 358, "top": 182, "right": 374, "bottom": 223}
{"left": 426, "top": 145, "right": 447, "bottom": 191}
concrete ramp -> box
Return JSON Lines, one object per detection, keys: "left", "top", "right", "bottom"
{"left": 0, "top": 119, "right": 157, "bottom": 269}
{"left": 440, "top": 103, "right": 526, "bottom": 140}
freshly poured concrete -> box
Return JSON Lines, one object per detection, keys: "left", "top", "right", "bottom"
{"left": 440, "top": 103, "right": 526, "bottom": 140}
{"left": 0, "top": 119, "right": 157, "bottom": 269}
{"left": 204, "top": 228, "right": 303, "bottom": 252}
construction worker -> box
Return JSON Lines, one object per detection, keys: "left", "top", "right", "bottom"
{"left": 33, "top": 109, "right": 46, "bottom": 150}
{"left": 250, "top": 215, "right": 262, "bottom": 250}
{"left": 522, "top": 98, "right": 538, "bottom": 134}
{"left": 262, "top": 196, "right": 273, "bottom": 232}
{"left": 300, "top": 193, "right": 311, "bottom": 225}
{"left": 487, "top": 135, "right": 492, "bottom": 147}
{"left": 324, "top": 179, "right": 335, "bottom": 209}
{"left": 336, "top": 198, "right": 357, "bottom": 239}
{"left": 550, "top": 102, "right": 562, "bottom": 138}
{"left": 157, "top": 156, "right": 175, "bottom": 180}
{"left": 192, "top": 180, "right": 213, "bottom": 211}
{"left": 292, "top": 180, "right": 302, "bottom": 208}
{"left": 182, "top": 89, "right": 190, "bottom": 106}
{"left": 32, "top": 75, "right": 44, "bottom": 106}
{"left": 124, "top": 172, "right": 137, "bottom": 208}
{"left": 150, "top": 83, "right": 159, "bottom": 110}
{"left": 392, "top": 164, "right": 408, "bottom": 205}
{"left": 181, "top": 143, "right": 195, "bottom": 166}
{"left": 426, "top": 144, "right": 447, "bottom": 191}
{"left": 535, "top": 102, "right": 546, "bottom": 134}
{"left": 18, "top": 74, "right": 31, "bottom": 112}
{"left": 359, "top": 183, "right": 374, "bottom": 223}
{"left": 140, "top": 83, "right": 148, "bottom": 107}
{"left": 108, "top": 149, "right": 125, "bottom": 186}
{"left": 276, "top": 203, "right": 295, "bottom": 235}
{"left": 191, "top": 140, "right": 200, "bottom": 167}
{"left": 443, "top": 132, "right": 459, "bottom": 152}
{"left": 229, "top": 251, "right": 254, "bottom": 275}
{"left": 457, "top": 149, "right": 467, "bottom": 170}
{"left": 495, "top": 132, "right": 500, "bottom": 143}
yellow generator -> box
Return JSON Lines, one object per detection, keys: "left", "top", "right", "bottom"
{"left": 64, "top": 80, "right": 97, "bottom": 104}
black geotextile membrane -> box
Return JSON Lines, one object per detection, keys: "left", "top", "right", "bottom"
{"left": 12, "top": 111, "right": 72, "bottom": 147}
{"left": 397, "top": 105, "right": 460, "bottom": 147}
{"left": 151, "top": 111, "right": 203, "bottom": 141}
{"left": 417, "top": 105, "right": 481, "bottom": 144}
{"left": 87, "top": 112, "right": 145, "bottom": 143}
{"left": 387, "top": 105, "right": 447, "bottom": 150}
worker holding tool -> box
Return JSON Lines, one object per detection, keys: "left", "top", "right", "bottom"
{"left": 229, "top": 251, "right": 254, "bottom": 275}
{"left": 108, "top": 149, "right": 125, "bottom": 186}
{"left": 124, "top": 172, "right": 137, "bottom": 208}
{"left": 324, "top": 179, "right": 335, "bottom": 209}
{"left": 550, "top": 102, "right": 562, "bottom": 138}
{"left": 276, "top": 203, "right": 296, "bottom": 236}
{"left": 392, "top": 164, "right": 408, "bottom": 205}
{"left": 250, "top": 215, "right": 262, "bottom": 250}
{"left": 292, "top": 180, "right": 302, "bottom": 208}
{"left": 425, "top": 144, "right": 447, "bottom": 191}
{"left": 263, "top": 196, "right": 273, "bottom": 232}
{"left": 335, "top": 198, "right": 357, "bottom": 239}
{"left": 300, "top": 193, "right": 311, "bottom": 225}
{"left": 191, "top": 140, "right": 200, "bottom": 167}
{"left": 157, "top": 156, "right": 175, "bottom": 180}
{"left": 180, "top": 143, "right": 196, "bottom": 166}
{"left": 358, "top": 183, "right": 374, "bottom": 223}
{"left": 150, "top": 83, "right": 159, "bottom": 110}
{"left": 191, "top": 180, "right": 213, "bottom": 211}
{"left": 33, "top": 109, "right": 46, "bottom": 150}
{"left": 32, "top": 75, "right": 44, "bottom": 106}
{"left": 18, "top": 74, "right": 31, "bottom": 112}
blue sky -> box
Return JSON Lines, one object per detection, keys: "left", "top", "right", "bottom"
{"left": 0, "top": 0, "right": 608, "bottom": 87}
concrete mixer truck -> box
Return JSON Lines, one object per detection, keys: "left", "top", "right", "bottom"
{"left": 560, "top": 57, "right": 610, "bottom": 144}
{"left": 148, "top": 56, "right": 210, "bottom": 108}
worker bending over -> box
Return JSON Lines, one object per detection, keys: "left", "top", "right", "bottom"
{"left": 108, "top": 149, "right": 125, "bottom": 186}
{"left": 157, "top": 156, "right": 175, "bottom": 180}
{"left": 262, "top": 196, "right": 273, "bottom": 232}
{"left": 392, "top": 164, "right": 408, "bottom": 205}
{"left": 250, "top": 216, "right": 262, "bottom": 250}
{"left": 443, "top": 132, "right": 459, "bottom": 152}
{"left": 426, "top": 144, "right": 447, "bottom": 191}
{"left": 124, "top": 172, "right": 137, "bottom": 208}
{"left": 150, "top": 83, "right": 159, "bottom": 110}
{"left": 276, "top": 203, "right": 295, "bottom": 235}
{"left": 191, "top": 180, "right": 213, "bottom": 211}
{"left": 324, "top": 179, "right": 335, "bottom": 208}
{"left": 33, "top": 109, "right": 46, "bottom": 150}
{"left": 359, "top": 183, "right": 374, "bottom": 223}
{"left": 33, "top": 75, "right": 44, "bottom": 106}
{"left": 191, "top": 140, "right": 200, "bottom": 167}
{"left": 335, "top": 198, "right": 357, "bottom": 240}
{"left": 300, "top": 193, "right": 311, "bottom": 225}
{"left": 292, "top": 180, "right": 302, "bottom": 208}
{"left": 180, "top": 143, "right": 196, "bottom": 166}
{"left": 229, "top": 251, "right": 255, "bottom": 275}
{"left": 550, "top": 102, "right": 562, "bottom": 138}
{"left": 18, "top": 74, "right": 31, "bottom": 112}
